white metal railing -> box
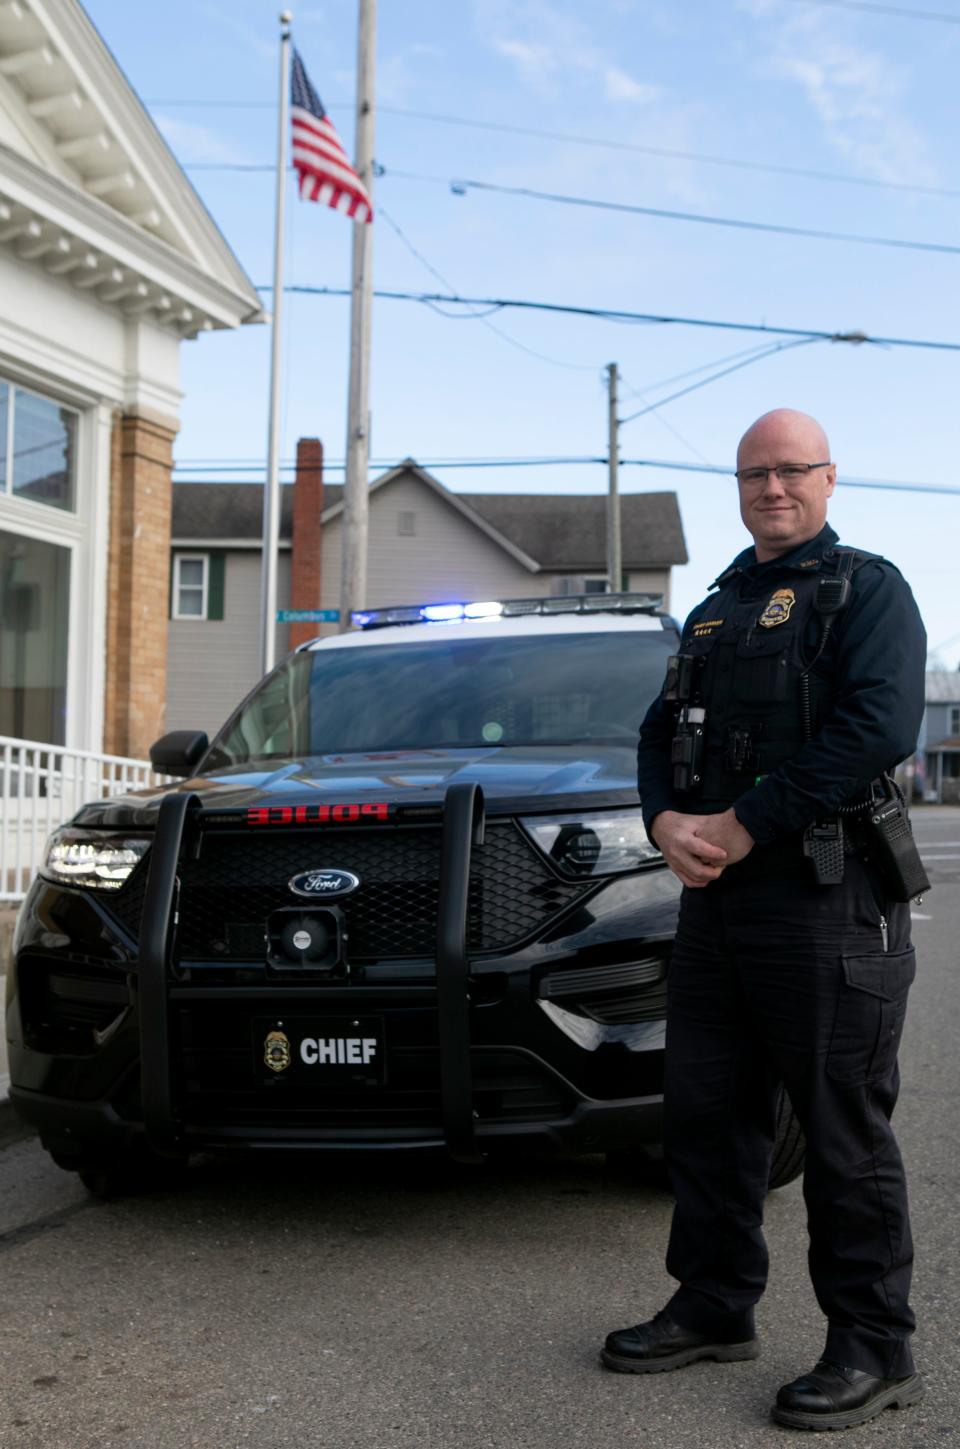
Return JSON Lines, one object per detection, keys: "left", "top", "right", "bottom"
{"left": 0, "top": 735, "right": 172, "bottom": 902}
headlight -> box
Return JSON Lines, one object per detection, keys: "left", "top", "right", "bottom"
{"left": 41, "top": 829, "right": 150, "bottom": 891}
{"left": 520, "top": 809, "right": 661, "bottom": 878}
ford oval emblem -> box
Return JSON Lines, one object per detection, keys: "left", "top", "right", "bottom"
{"left": 288, "top": 868, "right": 360, "bottom": 899}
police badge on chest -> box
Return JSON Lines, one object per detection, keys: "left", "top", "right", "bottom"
{"left": 758, "top": 588, "right": 796, "bottom": 628}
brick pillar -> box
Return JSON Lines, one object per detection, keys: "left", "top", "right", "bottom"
{"left": 289, "top": 437, "right": 324, "bottom": 649}
{"left": 103, "top": 410, "right": 177, "bottom": 759}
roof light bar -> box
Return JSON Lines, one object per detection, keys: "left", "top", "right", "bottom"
{"left": 421, "top": 603, "right": 466, "bottom": 622}
{"left": 350, "top": 592, "right": 664, "bottom": 631}
{"left": 463, "top": 600, "right": 504, "bottom": 619}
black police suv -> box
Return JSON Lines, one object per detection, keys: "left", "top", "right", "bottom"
{"left": 6, "top": 593, "right": 803, "bottom": 1192}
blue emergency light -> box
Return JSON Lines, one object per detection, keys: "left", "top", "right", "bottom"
{"left": 349, "top": 592, "right": 664, "bottom": 631}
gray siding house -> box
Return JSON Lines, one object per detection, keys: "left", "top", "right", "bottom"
{"left": 168, "top": 459, "right": 688, "bottom": 737}
{"left": 915, "top": 672, "right": 960, "bottom": 803}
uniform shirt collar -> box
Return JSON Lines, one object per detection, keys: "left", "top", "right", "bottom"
{"left": 711, "top": 524, "right": 838, "bottom": 588}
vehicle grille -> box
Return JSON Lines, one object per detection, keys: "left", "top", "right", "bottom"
{"left": 107, "top": 820, "right": 593, "bottom": 960}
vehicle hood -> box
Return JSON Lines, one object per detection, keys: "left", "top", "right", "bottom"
{"left": 75, "top": 745, "right": 641, "bottom": 828}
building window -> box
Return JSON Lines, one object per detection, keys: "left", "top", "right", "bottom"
{"left": 397, "top": 510, "right": 417, "bottom": 536}
{"left": 0, "top": 377, "right": 78, "bottom": 513}
{"left": 583, "top": 578, "right": 608, "bottom": 594}
{"left": 173, "top": 553, "right": 209, "bottom": 618}
{"left": 0, "top": 528, "right": 70, "bottom": 744}
{"left": 950, "top": 705, "right": 960, "bottom": 736}
{"left": 171, "top": 552, "right": 225, "bottom": 620}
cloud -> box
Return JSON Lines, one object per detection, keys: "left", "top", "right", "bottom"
{"left": 153, "top": 115, "right": 252, "bottom": 166}
{"left": 604, "top": 67, "right": 658, "bottom": 104}
{"left": 741, "top": 1, "right": 937, "bottom": 186}
{"left": 493, "top": 36, "right": 559, "bottom": 84}
{"left": 200, "top": 2, "right": 275, "bottom": 62}
{"left": 378, "top": 43, "right": 445, "bottom": 104}
{"left": 475, "top": 0, "right": 659, "bottom": 104}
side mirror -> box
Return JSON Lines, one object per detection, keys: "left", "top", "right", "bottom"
{"left": 149, "top": 730, "right": 209, "bottom": 777}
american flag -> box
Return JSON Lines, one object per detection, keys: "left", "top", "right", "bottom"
{"left": 290, "top": 50, "right": 373, "bottom": 224}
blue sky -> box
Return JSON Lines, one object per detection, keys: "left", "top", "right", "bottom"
{"left": 87, "top": 0, "right": 960, "bottom": 664}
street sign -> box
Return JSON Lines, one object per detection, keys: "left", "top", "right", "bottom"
{"left": 276, "top": 609, "right": 341, "bottom": 623}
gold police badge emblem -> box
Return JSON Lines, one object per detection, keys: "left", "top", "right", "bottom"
{"left": 264, "top": 1029, "right": 292, "bottom": 1073}
{"left": 758, "top": 588, "right": 796, "bottom": 629}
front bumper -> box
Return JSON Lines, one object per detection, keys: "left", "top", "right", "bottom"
{"left": 7, "top": 785, "right": 678, "bottom": 1162}
{"left": 9, "top": 1075, "right": 663, "bottom": 1159}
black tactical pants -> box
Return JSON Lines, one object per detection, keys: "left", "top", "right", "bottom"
{"left": 663, "top": 855, "right": 916, "bottom": 1379}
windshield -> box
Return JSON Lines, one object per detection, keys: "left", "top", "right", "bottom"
{"left": 206, "top": 630, "right": 674, "bottom": 764}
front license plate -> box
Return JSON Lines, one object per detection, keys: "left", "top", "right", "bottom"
{"left": 254, "top": 1016, "right": 386, "bottom": 1086}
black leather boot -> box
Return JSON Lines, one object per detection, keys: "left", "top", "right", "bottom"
{"left": 772, "top": 1359, "right": 924, "bottom": 1430}
{"left": 601, "top": 1310, "right": 760, "bottom": 1374}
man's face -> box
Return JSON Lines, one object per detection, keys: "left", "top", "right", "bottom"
{"left": 736, "top": 417, "right": 836, "bottom": 561}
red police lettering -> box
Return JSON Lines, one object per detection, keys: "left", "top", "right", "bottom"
{"left": 361, "top": 803, "right": 390, "bottom": 821}
{"left": 247, "top": 802, "right": 391, "bottom": 826}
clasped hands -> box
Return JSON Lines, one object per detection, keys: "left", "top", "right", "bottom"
{"left": 650, "top": 808, "right": 755, "bottom": 889}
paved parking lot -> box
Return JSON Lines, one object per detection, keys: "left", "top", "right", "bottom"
{"left": 1, "top": 810, "right": 957, "bottom": 1449}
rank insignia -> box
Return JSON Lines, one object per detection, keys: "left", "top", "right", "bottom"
{"left": 264, "top": 1029, "right": 292, "bottom": 1073}
{"left": 759, "top": 588, "right": 795, "bottom": 628}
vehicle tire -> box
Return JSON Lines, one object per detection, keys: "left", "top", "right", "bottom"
{"left": 769, "top": 1088, "right": 805, "bottom": 1190}
{"left": 48, "top": 1145, "right": 190, "bottom": 1199}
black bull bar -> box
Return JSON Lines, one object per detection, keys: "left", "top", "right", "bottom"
{"left": 137, "top": 784, "right": 486, "bottom": 1164}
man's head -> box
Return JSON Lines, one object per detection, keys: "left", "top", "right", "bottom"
{"left": 735, "top": 409, "right": 836, "bottom": 562}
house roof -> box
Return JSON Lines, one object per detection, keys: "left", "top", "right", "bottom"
{"left": 172, "top": 482, "right": 299, "bottom": 543}
{"left": 171, "top": 464, "right": 688, "bottom": 570}
{"left": 926, "top": 672, "right": 960, "bottom": 704}
{"left": 0, "top": 0, "right": 262, "bottom": 333}
{"left": 459, "top": 490, "right": 688, "bottom": 568}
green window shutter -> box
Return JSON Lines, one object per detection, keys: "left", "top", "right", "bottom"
{"left": 207, "top": 552, "right": 225, "bottom": 620}
{"left": 169, "top": 553, "right": 175, "bottom": 618}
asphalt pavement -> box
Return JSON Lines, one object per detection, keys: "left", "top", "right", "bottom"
{"left": 0, "top": 810, "right": 957, "bottom": 1449}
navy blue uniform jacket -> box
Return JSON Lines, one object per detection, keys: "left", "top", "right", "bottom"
{"left": 637, "top": 524, "right": 927, "bottom": 845}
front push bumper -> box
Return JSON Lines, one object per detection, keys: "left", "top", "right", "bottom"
{"left": 8, "top": 1076, "right": 663, "bottom": 1160}
{"left": 11, "top": 783, "right": 661, "bottom": 1165}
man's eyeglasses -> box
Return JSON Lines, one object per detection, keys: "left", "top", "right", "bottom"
{"left": 735, "top": 462, "right": 832, "bottom": 487}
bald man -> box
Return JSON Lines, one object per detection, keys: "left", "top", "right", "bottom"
{"left": 603, "top": 410, "right": 927, "bottom": 1431}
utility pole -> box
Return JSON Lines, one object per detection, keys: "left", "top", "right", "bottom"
{"left": 606, "top": 361, "right": 621, "bottom": 593}
{"left": 339, "top": 0, "right": 376, "bottom": 631}
{"left": 259, "top": 9, "right": 292, "bottom": 675}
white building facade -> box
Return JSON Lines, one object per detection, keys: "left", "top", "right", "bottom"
{"left": 0, "top": 0, "right": 261, "bottom": 759}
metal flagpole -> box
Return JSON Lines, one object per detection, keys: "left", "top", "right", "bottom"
{"left": 259, "top": 9, "right": 292, "bottom": 676}
{"left": 339, "top": 0, "right": 376, "bottom": 632}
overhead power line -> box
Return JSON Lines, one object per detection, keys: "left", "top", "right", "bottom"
{"left": 627, "top": 341, "right": 799, "bottom": 394}
{"left": 377, "top": 205, "right": 597, "bottom": 372}
{"left": 152, "top": 99, "right": 960, "bottom": 202}
{"left": 620, "top": 458, "right": 960, "bottom": 496}
{"left": 786, "top": 0, "right": 960, "bottom": 22}
{"left": 171, "top": 456, "right": 960, "bottom": 494}
{"left": 257, "top": 283, "right": 960, "bottom": 354}
{"left": 619, "top": 337, "right": 819, "bottom": 426}
{"left": 184, "top": 162, "right": 291, "bottom": 171}
{"left": 379, "top": 167, "right": 960, "bottom": 260}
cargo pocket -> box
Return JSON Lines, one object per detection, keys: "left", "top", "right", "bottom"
{"left": 826, "top": 948, "right": 916, "bottom": 1086}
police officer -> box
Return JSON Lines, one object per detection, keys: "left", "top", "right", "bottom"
{"left": 602, "top": 409, "right": 927, "bottom": 1431}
